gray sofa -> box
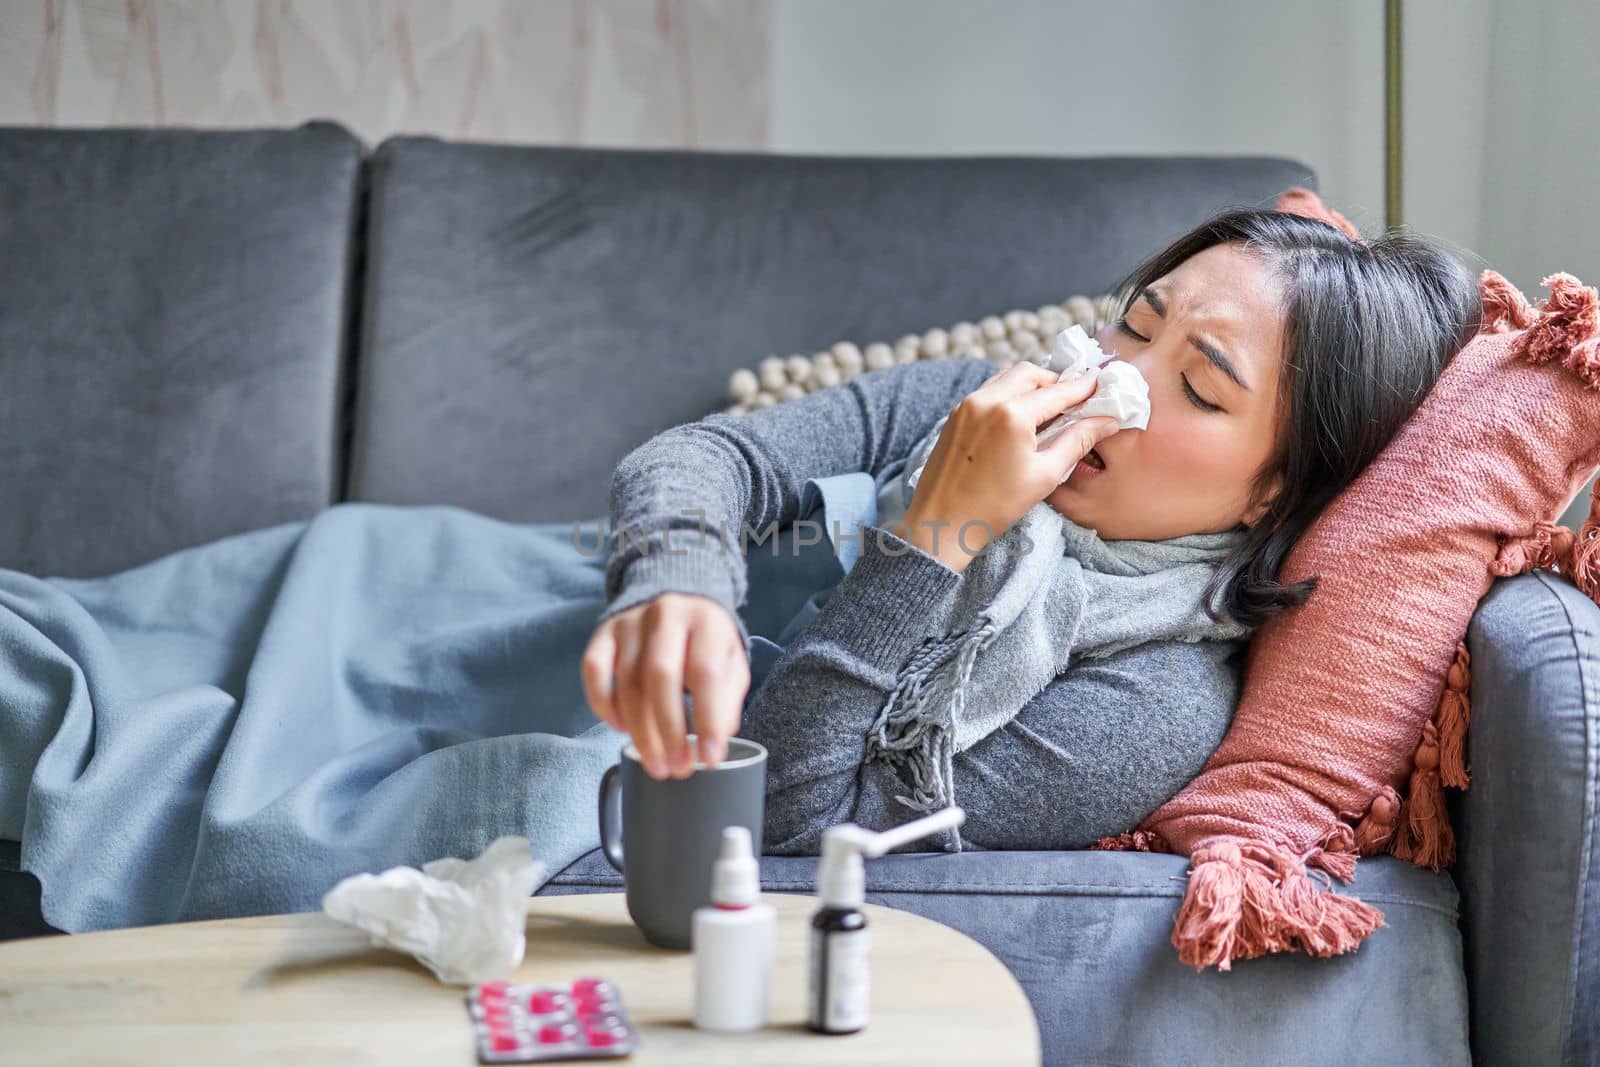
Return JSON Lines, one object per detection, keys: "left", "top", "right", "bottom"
{"left": 0, "top": 122, "right": 1593, "bottom": 1066}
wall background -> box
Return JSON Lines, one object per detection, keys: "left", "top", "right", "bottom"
{"left": 3, "top": 0, "right": 1596, "bottom": 519}
{"left": 0, "top": 0, "right": 1592, "bottom": 296}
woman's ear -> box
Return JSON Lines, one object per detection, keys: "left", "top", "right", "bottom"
{"left": 1241, "top": 474, "right": 1285, "bottom": 528}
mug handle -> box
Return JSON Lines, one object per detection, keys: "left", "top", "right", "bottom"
{"left": 598, "top": 763, "right": 625, "bottom": 872}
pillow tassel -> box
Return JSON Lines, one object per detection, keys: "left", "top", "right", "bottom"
{"left": 1478, "top": 269, "right": 1534, "bottom": 333}
{"left": 1512, "top": 272, "right": 1600, "bottom": 371}
{"left": 1351, "top": 786, "right": 1403, "bottom": 855}
{"left": 1566, "top": 479, "right": 1600, "bottom": 601}
{"left": 1435, "top": 641, "right": 1471, "bottom": 789}
{"left": 1089, "top": 829, "right": 1172, "bottom": 852}
{"left": 1388, "top": 720, "right": 1454, "bottom": 870}
{"left": 1170, "top": 838, "right": 1385, "bottom": 972}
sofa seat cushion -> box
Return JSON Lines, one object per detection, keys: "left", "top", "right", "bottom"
{"left": 541, "top": 846, "right": 1468, "bottom": 1065}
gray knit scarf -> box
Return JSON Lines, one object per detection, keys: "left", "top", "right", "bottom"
{"left": 865, "top": 414, "right": 1253, "bottom": 813}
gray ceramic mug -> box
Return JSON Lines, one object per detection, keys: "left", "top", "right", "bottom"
{"left": 597, "top": 735, "right": 768, "bottom": 950}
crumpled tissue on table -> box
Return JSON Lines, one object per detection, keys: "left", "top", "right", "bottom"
{"left": 1034, "top": 325, "right": 1152, "bottom": 481}
{"left": 321, "top": 835, "right": 546, "bottom": 985}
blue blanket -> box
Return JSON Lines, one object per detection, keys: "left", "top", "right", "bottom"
{"left": 1, "top": 482, "right": 871, "bottom": 934}
{"left": 0, "top": 504, "right": 632, "bottom": 932}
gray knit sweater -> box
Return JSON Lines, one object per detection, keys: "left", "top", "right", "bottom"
{"left": 601, "top": 359, "right": 1245, "bottom": 854}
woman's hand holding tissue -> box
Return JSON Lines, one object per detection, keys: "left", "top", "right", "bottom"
{"left": 582, "top": 593, "right": 749, "bottom": 781}
{"left": 900, "top": 362, "right": 1120, "bottom": 574}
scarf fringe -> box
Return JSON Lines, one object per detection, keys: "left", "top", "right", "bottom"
{"left": 864, "top": 618, "right": 996, "bottom": 813}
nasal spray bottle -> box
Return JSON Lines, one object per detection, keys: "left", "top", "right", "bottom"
{"left": 692, "top": 826, "right": 775, "bottom": 1032}
{"left": 808, "top": 806, "right": 966, "bottom": 1035}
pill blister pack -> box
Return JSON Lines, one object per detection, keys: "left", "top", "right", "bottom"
{"left": 465, "top": 977, "right": 638, "bottom": 1063}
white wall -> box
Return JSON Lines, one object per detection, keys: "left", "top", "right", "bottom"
{"left": 772, "top": 0, "right": 1504, "bottom": 278}
{"left": 0, "top": 0, "right": 770, "bottom": 150}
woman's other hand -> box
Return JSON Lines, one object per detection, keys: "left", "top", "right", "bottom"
{"left": 900, "top": 362, "right": 1120, "bottom": 573}
{"left": 581, "top": 593, "right": 750, "bottom": 780}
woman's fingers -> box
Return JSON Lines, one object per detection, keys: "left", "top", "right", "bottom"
{"left": 1038, "top": 415, "right": 1121, "bottom": 480}
{"left": 637, "top": 603, "right": 692, "bottom": 778}
{"left": 593, "top": 595, "right": 751, "bottom": 781}
{"left": 684, "top": 616, "right": 749, "bottom": 768}
{"left": 1007, "top": 373, "right": 1101, "bottom": 428}
{"left": 580, "top": 624, "right": 621, "bottom": 729}
{"left": 969, "top": 360, "right": 1061, "bottom": 401}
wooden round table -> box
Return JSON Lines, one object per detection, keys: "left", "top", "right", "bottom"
{"left": 0, "top": 891, "right": 1040, "bottom": 1065}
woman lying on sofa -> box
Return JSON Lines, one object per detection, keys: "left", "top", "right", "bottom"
{"left": 0, "top": 200, "right": 1479, "bottom": 933}
{"left": 583, "top": 205, "right": 1480, "bottom": 854}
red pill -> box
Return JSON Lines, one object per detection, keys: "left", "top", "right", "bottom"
{"left": 571, "top": 978, "right": 605, "bottom": 997}
{"left": 529, "top": 989, "right": 563, "bottom": 1013}
{"left": 490, "top": 1032, "right": 519, "bottom": 1052}
{"left": 585, "top": 1028, "right": 618, "bottom": 1047}
{"left": 538, "top": 1024, "right": 570, "bottom": 1045}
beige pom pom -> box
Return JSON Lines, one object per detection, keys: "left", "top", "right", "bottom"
{"left": 864, "top": 343, "right": 895, "bottom": 371}
{"left": 835, "top": 344, "right": 864, "bottom": 375}
{"left": 1017, "top": 310, "right": 1040, "bottom": 333}
{"left": 812, "top": 363, "right": 842, "bottom": 390}
{"left": 985, "top": 339, "right": 1016, "bottom": 362}
{"left": 778, "top": 382, "right": 806, "bottom": 402}
{"left": 759, "top": 358, "right": 788, "bottom": 392}
{"left": 1008, "top": 325, "right": 1041, "bottom": 349}
{"left": 979, "top": 316, "right": 1006, "bottom": 341}
{"left": 1064, "top": 296, "right": 1098, "bottom": 327}
{"left": 894, "top": 339, "right": 921, "bottom": 363}
{"left": 1003, "top": 310, "right": 1029, "bottom": 333}
{"left": 728, "top": 367, "right": 759, "bottom": 401}
{"left": 785, "top": 354, "right": 812, "bottom": 383}
{"left": 752, "top": 391, "right": 778, "bottom": 408}
{"left": 812, "top": 351, "right": 838, "bottom": 374}
{"left": 921, "top": 327, "right": 949, "bottom": 358}
{"left": 724, "top": 402, "right": 748, "bottom": 416}
{"left": 954, "top": 344, "right": 987, "bottom": 360}
{"left": 949, "top": 322, "right": 979, "bottom": 346}
{"left": 1038, "top": 305, "right": 1070, "bottom": 333}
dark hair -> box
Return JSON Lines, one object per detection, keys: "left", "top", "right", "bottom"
{"left": 1104, "top": 206, "right": 1482, "bottom": 628}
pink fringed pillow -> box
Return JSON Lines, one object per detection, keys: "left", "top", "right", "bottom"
{"left": 1096, "top": 189, "right": 1600, "bottom": 971}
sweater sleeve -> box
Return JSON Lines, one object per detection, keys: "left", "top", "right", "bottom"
{"left": 739, "top": 523, "right": 1247, "bottom": 854}
{"left": 599, "top": 359, "right": 997, "bottom": 636}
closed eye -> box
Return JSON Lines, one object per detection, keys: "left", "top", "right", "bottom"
{"left": 1114, "top": 316, "right": 1147, "bottom": 343}
{"left": 1120, "top": 316, "right": 1223, "bottom": 413}
{"left": 1181, "top": 374, "right": 1224, "bottom": 413}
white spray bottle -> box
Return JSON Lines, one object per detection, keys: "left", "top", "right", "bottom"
{"left": 692, "top": 826, "right": 775, "bottom": 1032}
{"left": 808, "top": 806, "right": 966, "bottom": 1035}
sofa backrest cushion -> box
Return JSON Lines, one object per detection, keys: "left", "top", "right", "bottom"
{"left": 0, "top": 122, "right": 362, "bottom": 577}
{"left": 348, "top": 141, "right": 1313, "bottom": 520}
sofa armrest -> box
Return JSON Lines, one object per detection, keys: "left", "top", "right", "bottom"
{"left": 1459, "top": 571, "right": 1600, "bottom": 1064}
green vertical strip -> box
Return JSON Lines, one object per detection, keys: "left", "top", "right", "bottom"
{"left": 1385, "top": 0, "right": 1404, "bottom": 230}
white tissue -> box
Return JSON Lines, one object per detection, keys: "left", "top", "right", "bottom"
{"left": 1044, "top": 323, "right": 1118, "bottom": 379}
{"left": 1034, "top": 326, "right": 1151, "bottom": 483}
{"left": 321, "top": 836, "right": 546, "bottom": 986}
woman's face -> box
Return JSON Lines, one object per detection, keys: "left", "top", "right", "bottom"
{"left": 1045, "top": 242, "right": 1288, "bottom": 540}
